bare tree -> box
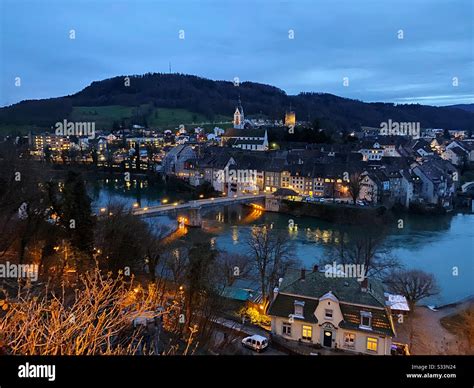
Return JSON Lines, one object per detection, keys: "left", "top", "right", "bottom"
{"left": 347, "top": 172, "right": 362, "bottom": 205}
{"left": 385, "top": 269, "right": 440, "bottom": 310}
{"left": 246, "top": 225, "right": 295, "bottom": 310}
{"left": 0, "top": 267, "right": 177, "bottom": 355}
{"left": 215, "top": 252, "right": 253, "bottom": 286}
{"left": 323, "top": 228, "right": 399, "bottom": 279}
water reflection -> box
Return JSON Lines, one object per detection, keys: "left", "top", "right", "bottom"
{"left": 90, "top": 180, "right": 473, "bottom": 305}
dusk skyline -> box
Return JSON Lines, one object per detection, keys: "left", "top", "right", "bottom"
{"left": 1, "top": 0, "right": 473, "bottom": 107}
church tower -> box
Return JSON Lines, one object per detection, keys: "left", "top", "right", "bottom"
{"left": 233, "top": 97, "right": 245, "bottom": 129}
{"left": 285, "top": 103, "right": 296, "bottom": 127}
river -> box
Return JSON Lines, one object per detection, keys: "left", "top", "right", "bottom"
{"left": 89, "top": 178, "right": 474, "bottom": 306}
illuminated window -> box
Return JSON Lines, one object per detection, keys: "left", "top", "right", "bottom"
{"left": 344, "top": 333, "right": 355, "bottom": 347}
{"left": 367, "top": 337, "right": 378, "bottom": 352}
{"left": 302, "top": 325, "right": 312, "bottom": 341}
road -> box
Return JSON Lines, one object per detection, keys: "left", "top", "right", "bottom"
{"left": 209, "top": 317, "right": 287, "bottom": 355}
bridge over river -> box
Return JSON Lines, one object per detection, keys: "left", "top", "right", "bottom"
{"left": 131, "top": 194, "right": 266, "bottom": 216}
{"left": 127, "top": 194, "right": 267, "bottom": 227}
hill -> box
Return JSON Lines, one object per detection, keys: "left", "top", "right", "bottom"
{"left": 446, "top": 104, "right": 474, "bottom": 113}
{"left": 0, "top": 73, "right": 473, "bottom": 134}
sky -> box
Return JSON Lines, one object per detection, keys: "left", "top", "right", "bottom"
{"left": 0, "top": 0, "right": 473, "bottom": 107}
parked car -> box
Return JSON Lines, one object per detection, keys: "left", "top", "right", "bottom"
{"left": 241, "top": 335, "right": 269, "bottom": 352}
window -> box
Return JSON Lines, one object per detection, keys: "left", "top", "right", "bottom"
{"left": 344, "top": 333, "right": 355, "bottom": 348}
{"left": 360, "top": 311, "right": 372, "bottom": 329}
{"left": 325, "top": 309, "right": 333, "bottom": 319}
{"left": 294, "top": 300, "right": 305, "bottom": 318}
{"left": 282, "top": 322, "right": 292, "bottom": 336}
{"left": 302, "top": 325, "right": 312, "bottom": 341}
{"left": 367, "top": 337, "right": 378, "bottom": 352}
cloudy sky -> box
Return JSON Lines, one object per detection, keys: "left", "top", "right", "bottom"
{"left": 0, "top": 0, "right": 472, "bottom": 107}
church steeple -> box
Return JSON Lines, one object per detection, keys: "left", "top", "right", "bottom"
{"left": 233, "top": 95, "right": 245, "bottom": 129}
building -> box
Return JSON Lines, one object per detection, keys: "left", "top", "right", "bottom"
{"left": 442, "top": 146, "right": 467, "bottom": 166}
{"left": 162, "top": 144, "right": 196, "bottom": 176}
{"left": 284, "top": 111, "right": 296, "bottom": 127}
{"left": 357, "top": 141, "right": 384, "bottom": 161}
{"left": 268, "top": 268, "right": 396, "bottom": 355}
{"left": 233, "top": 98, "right": 245, "bottom": 129}
{"left": 221, "top": 128, "right": 269, "bottom": 151}
{"left": 412, "top": 162, "right": 450, "bottom": 205}
{"left": 399, "top": 169, "right": 422, "bottom": 208}
{"left": 444, "top": 140, "right": 474, "bottom": 163}
{"left": 28, "top": 133, "right": 72, "bottom": 158}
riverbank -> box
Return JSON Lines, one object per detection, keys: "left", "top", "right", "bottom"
{"left": 274, "top": 199, "right": 392, "bottom": 225}
{"left": 394, "top": 296, "right": 474, "bottom": 355}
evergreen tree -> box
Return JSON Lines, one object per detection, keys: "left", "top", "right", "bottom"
{"left": 60, "top": 171, "right": 95, "bottom": 258}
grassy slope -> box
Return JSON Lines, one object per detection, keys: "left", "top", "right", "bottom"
{"left": 0, "top": 105, "right": 232, "bottom": 135}
{"left": 147, "top": 108, "right": 231, "bottom": 129}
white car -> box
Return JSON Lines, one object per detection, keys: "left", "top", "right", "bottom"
{"left": 241, "top": 335, "right": 269, "bottom": 352}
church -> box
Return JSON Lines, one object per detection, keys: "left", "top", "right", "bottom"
{"left": 221, "top": 98, "right": 269, "bottom": 151}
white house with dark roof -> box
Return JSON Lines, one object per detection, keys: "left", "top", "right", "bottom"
{"left": 221, "top": 128, "right": 268, "bottom": 151}
{"left": 268, "top": 268, "right": 396, "bottom": 355}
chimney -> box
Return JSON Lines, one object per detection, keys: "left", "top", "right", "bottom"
{"left": 360, "top": 278, "right": 368, "bottom": 292}
{"left": 300, "top": 268, "right": 306, "bottom": 281}
{"left": 273, "top": 286, "right": 279, "bottom": 301}
{"left": 313, "top": 264, "right": 319, "bottom": 273}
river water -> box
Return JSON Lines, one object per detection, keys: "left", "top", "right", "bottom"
{"left": 90, "top": 179, "right": 474, "bottom": 306}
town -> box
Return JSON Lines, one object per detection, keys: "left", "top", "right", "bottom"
{"left": 1, "top": 98, "right": 472, "bottom": 357}
{"left": 0, "top": 0, "right": 473, "bottom": 384}
{"left": 22, "top": 100, "right": 474, "bottom": 213}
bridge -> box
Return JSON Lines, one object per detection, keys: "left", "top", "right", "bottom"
{"left": 123, "top": 194, "right": 268, "bottom": 227}
{"left": 131, "top": 194, "right": 266, "bottom": 216}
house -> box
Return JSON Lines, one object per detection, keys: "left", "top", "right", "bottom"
{"left": 412, "top": 162, "right": 451, "bottom": 206}
{"left": 445, "top": 140, "right": 474, "bottom": 163}
{"left": 399, "top": 169, "right": 422, "bottom": 208}
{"left": 357, "top": 141, "right": 384, "bottom": 161}
{"left": 268, "top": 268, "right": 396, "bottom": 355}
{"left": 162, "top": 144, "right": 196, "bottom": 176}
{"left": 359, "top": 170, "right": 390, "bottom": 204}
{"left": 263, "top": 158, "right": 287, "bottom": 192}
{"left": 221, "top": 128, "right": 269, "bottom": 151}
{"left": 357, "top": 137, "right": 406, "bottom": 160}
{"left": 412, "top": 139, "right": 434, "bottom": 157}
{"left": 442, "top": 146, "right": 467, "bottom": 166}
